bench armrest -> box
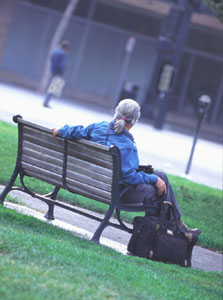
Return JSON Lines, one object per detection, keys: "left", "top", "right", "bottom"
{"left": 137, "top": 164, "right": 154, "bottom": 174}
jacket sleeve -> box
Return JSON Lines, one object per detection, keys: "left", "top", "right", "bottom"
{"left": 58, "top": 124, "right": 95, "bottom": 140}
{"left": 58, "top": 53, "right": 66, "bottom": 74}
{"left": 120, "top": 148, "right": 158, "bottom": 185}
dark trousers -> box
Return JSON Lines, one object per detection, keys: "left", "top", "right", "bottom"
{"left": 121, "top": 171, "right": 182, "bottom": 219}
{"left": 43, "top": 92, "right": 53, "bottom": 107}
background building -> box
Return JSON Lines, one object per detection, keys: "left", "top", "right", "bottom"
{"left": 0, "top": 0, "right": 222, "bottom": 141}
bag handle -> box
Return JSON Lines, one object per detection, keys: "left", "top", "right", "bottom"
{"left": 160, "top": 201, "right": 178, "bottom": 221}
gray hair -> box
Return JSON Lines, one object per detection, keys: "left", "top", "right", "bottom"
{"left": 113, "top": 99, "right": 141, "bottom": 133}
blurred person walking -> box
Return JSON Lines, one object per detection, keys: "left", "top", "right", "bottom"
{"left": 43, "top": 40, "right": 70, "bottom": 108}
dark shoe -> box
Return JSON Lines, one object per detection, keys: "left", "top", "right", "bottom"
{"left": 43, "top": 93, "right": 52, "bottom": 108}
{"left": 178, "top": 219, "right": 201, "bottom": 235}
{"left": 43, "top": 103, "right": 51, "bottom": 108}
{"left": 187, "top": 228, "right": 201, "bottom": 235}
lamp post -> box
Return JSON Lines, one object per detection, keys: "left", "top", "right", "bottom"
{"left": 142, "top": 0, "right": 204, "bottom": 129}
{"left": 185, "top": 95, "right": 211, "bottom": 175}
{"left": 154, "top": 0, "right": 197, "bottom": 129}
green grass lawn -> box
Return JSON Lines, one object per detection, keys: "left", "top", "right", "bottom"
{"left": 0, "top": 207, "right": 222, "bottom": 300}
{"left": 0, "top": 120, "right": 222, "bottom": 251}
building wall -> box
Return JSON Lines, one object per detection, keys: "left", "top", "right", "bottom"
{"left": 0, "top": 0, "right": 222, "bottom": 134}
{"left": 0, "top": 1, "right": 159, "bottom": 108}
{"left": 0, "top": 0, "right": 16, "bottom": 63}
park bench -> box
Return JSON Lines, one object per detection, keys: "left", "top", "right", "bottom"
{"left": 0, "top": 115, "right": 151, "bottom": 243}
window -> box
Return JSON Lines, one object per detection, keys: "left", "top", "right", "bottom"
{"left": 18, "top": 0, "right": 91, "bottom": 18}
{"left": 93, "top": 0, "right": 162, "bottom": 37}
{"left": 186, "top": 25, "right": 223, "bottom": 57}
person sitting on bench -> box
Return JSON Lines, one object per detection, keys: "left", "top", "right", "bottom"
{"left": 52, "top": 98, "right": 200, "bottom": 233}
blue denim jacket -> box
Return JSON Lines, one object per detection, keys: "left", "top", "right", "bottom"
{"left": 51, "top": 48, "right": 67, "bottom": 75}
{"left": 58, "top": 121, "right": 158, "bottom": 185}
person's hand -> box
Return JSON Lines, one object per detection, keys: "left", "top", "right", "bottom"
{"left": 52, "top": 128, "right": 59, "bottom": 137}
{"left": 155, "top": 176, "right": 167, "bottom": 195}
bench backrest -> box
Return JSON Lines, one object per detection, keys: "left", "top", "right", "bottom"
{"left": 15, "top": 117, "right": 121, "bottom": 205}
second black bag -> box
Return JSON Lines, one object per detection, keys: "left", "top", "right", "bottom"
{"left": 127, "top": 202, "right": 199, "bottom": 267}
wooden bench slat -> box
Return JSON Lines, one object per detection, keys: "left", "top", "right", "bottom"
{"left": 66, "top": 185, "right": 111, "bottom": 205}
{"left": 21, "top": 154, "right": 63, "bottom": 175}
{"left": 22, "top": 133, "right": 64, "bottom": 153}
{"left": 66, "top": 178, "right": 111, "bottom": 202}
{"left": 22, "top": 148, "right": 112, "bottom": 183}
{"left": 25, "top": 169, "right": 111, "bottom": 204}
{"left": 22, "top": 139, "right": 62, "bottom": 157}
{"left": 67, "top": 151, "right": 112, "bottom": 170}
{"left": 66, "top": 160, "right": 112, "bottom": 184}
{"left": 69, "top": 136, "right": 110, "bottom": 152}
{"left": 22, "top": 162, "right": 63, "bottom": 186}
{"left": 23, "top": 170, "right": 63, "bottom": 188}
{"left": 67, "top": 142, "right": 113, "bottom": 162}
{"left": 21, "top": 162, "right": 112, "bottom": 200}
{"left": 23, "top": 126, "right": 112, "bottom": 162}
{"left": 22, "top": 139, "right": 113, "bottom": 170}
{"left": 67, "top": 156, "right": 112, "bottom": 178}
{"left": 22, "top": 148, "right": 63, "bottom": 166}
{"left": 21, "top": 155, "right": 112, "bottom": 192}
{"left": 23, "top": 126, "right": 63, "bottom": 147}
{"left": 23, "top": 125, "right": 110, "bottom": 152}
{"left": 66, "top": 171, "right": 112, "bottom": 192}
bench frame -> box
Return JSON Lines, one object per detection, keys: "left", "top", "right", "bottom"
{"left": 0, "top": 115, "right": 150, "bottom": 243}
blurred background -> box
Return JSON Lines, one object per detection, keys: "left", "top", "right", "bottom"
{"left": 0, "top": 0, "right": 222, "bottom": 142}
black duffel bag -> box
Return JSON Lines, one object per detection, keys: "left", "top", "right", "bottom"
{"left": 127, "top": 201, "right": 199, "bottom": 267}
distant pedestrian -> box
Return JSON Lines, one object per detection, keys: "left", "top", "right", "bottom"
{"left": 43, "top": 40, "right": 70, "bottom": 108}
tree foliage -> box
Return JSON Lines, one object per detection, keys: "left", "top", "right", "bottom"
{"left": 202, "top": 0, "right": 223, "bottom": 21}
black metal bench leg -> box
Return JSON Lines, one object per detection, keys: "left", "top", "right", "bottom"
{"left": 51, "top": 186, "right": 60, "bottom": 200}
{"left": 44, "top": 186, "right": 60, "bottom": 200}
{"left": 44, "top": 187, "right": 60, "bottom": 220}
{"left": 116, "top": 209, "right": 133, "bottom": 233}
{"left": 44, "top": 202, "right": 55, "bottom": 220}
{"left": 91, "top": 204, "right": 115, "bottom": 244}
{"left": 0, "top": 167, "right": 19, "bottom": 204}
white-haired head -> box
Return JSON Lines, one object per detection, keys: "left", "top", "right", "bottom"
{"left": 113, "top": 99, "right": 141, "bottom": 133}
